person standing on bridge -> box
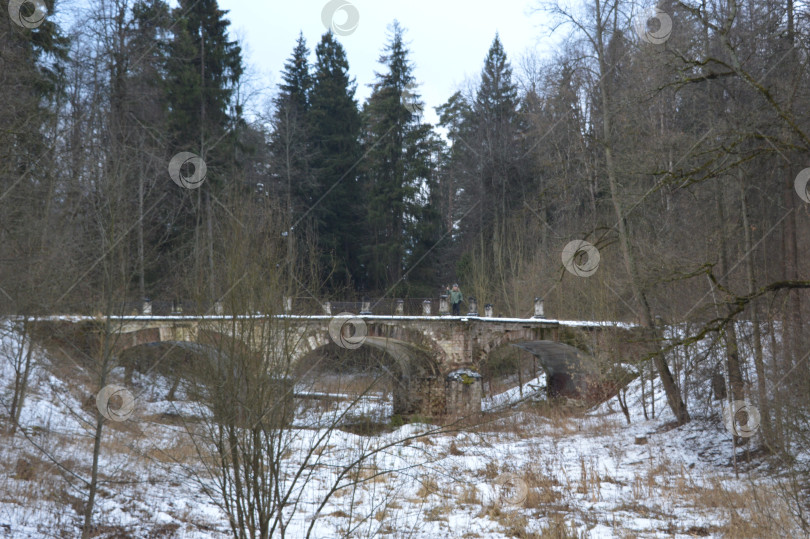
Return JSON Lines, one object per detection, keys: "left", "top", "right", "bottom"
{"left": 447, "top": 283, "right": 464, "bottom": 316}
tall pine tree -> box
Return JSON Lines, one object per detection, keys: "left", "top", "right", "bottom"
{"left": 164, "top": 0, "right": 244, "bottom": 300}
{"left": 439, "top": 35, "right": 526, "bottom": 303}
{"left": 307, "top": 31, "right": 362, "bottom": 291}
{"left": 474, "top": 33, "right": 521, "bottom": 232}
{"left": 0, "top": 0, "right": 68, "bottom": 311}
{"left": 360, "top": 21, "right": 415, "bottom": 291}
{"left": 360, "top": 21, "right": 442, "bottom": 294}
{"left": 165, "top": 0, "right": 242, "bottom": 159}
{"left": 270, "top": 33, "right": 314, "bottom": 221}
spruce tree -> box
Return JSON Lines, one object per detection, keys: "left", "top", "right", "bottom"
{"left": 436, "top": 91, "right": 477, "bottom": 276}
{"left": 165, "top": 0, "right": 243, "bottom": 160}
{"left": 399, "top": 126, "right": 445, "bottom": 296}
{"left": 270, "top": 33, "right": 314, "bottom": 221}
{"left": 359, "top": 21, "right": 444, "bottom": 294}
{"left": 278, "top": 32, "right": 311, "bottom": 116}
{"left": 0, "top": 0, "right": 68, "bottom": 311}
{"left": 307, "top": 31, "right": 362, "bottom": 290}
{"left": 360, "top": 21, "right": 416, "bottom": 291}
{"left": 438, "top": 35, "right": 526, "bottom": 300}
{"left": 474, "top": 33, "right": 521, "bottom": 230}
{"left": 163, "top": 0, "right": 244, "bottom": 300}
{"left": 127, "top": 0, "right": 173, "bottom": 299}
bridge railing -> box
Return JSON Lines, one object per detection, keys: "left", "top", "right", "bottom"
{"left": 115, "top": 297, "right": 457, "bottom": 316}
{"left": 284, "top": 297, "right": 436, "bottom": 316}
{"left": 118, "top": 300, "right": 213, "bottom": 316}
{"left": 58, "top": 295, "right": 541, "bottom": 318}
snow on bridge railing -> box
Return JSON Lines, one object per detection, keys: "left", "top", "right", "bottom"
{"left": 21, "top": 313, "right": 639, "bottom": 330}
{"left": 19, "top": 297, "right": 637, "bottom": 328}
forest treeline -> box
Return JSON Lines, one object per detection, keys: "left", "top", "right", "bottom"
{"left": 1, "top": 0, "right": 807, "bottom": 309}
{"left": 2, "top": 2, "right": 810, "bottom": 534}
{"left": 2, "top": 0, "right": 810, "bottom": 449}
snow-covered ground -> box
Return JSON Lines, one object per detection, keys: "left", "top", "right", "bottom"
{"left": 482, "top": 373, "right": 547, "bottom": 411}
{"left": 0, "top": 320, "right": 805, "bottom": 538}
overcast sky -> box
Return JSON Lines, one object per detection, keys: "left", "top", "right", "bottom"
{"left": 54, "top": 0, "right": 563, "bottom": 126}
{"left": 217, "top": 0, "right": 559, "bottom": 125}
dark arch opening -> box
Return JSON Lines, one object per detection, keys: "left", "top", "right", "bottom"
{"left": 478, "top": 341, "right": 544, "bottom": 400}
{"left": 294, "top": 336, "right": 441, "bottom": 420}
{"left": 294, "top": 336, "right": 438, "bottom": 380}
{"left": 509, "top": 340, "right": 628, "bottom": 403}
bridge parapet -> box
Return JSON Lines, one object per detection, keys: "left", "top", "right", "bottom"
{"left": 62, "top": 297, "right": 516, "bottom": 317}
{"left": 27, "top": 312, "right": 639, "bottom": 419}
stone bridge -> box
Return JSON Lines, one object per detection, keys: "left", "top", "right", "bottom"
{"left": 29, "top": 312, "right": 643, "bottom": 418}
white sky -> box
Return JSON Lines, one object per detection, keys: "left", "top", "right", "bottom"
{"left": 54, "top": 0, "right": 563, "bottom": 126}
{"left": 218, "top": 0, "right": 559, "bottom": 125}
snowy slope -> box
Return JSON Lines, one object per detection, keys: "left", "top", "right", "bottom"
{"left": 0, "top": 320, "right": 804, "bottom": 538}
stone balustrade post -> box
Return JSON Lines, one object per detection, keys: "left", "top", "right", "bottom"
{"left": 467, "top": 297, "right": 478, "bottom": 316}
{"left": 142, "top": 298, "right": 152, "bottom": 316}
{"left": 484, "top": 303, "right": 493, "bottom": 317}
{"left": 533, "top": 297, "right": 544, "bottom": 318}
{"left": 323, "top": 301, "right": 332, "bottom": 315}
{"left": 422, "top": 299, "right": 431, "bottom": 315}
{"left": 360, "top": 299, "right": 372, "bottom": 315}
{"left": 395, "top": 299, "right": 404, "bottom": 315}
{"left": 439, "top": 295, "right": 449, "bottom": 315}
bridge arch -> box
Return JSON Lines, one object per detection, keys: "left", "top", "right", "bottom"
{"left": 292, "top": 328, "right": 444, "bottom": 417}
{"left": 111, "top": 322, "right": 445, "bottom": 378}
{"left": 474, "top": 325, "right": 603, "bottom": 401}
{"left": 288, "top": 319, "right": 444, "bottom": 374}
{"left": 473, "top": 324, "right": 562, "bottom": 365}
{"left": 111, "top": 325, "right": 255, "bottom": 358}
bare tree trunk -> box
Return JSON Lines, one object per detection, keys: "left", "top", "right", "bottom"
{"left": 783, "top": 0, "right": 804, "bottom": 372}
{"left": 82, "top": 307, "right": 115, "bottom": 538}
{"left": 650, "top": 361, "right": 655, "bottom": 419}
{"left": 518, "top": 355, "right": 523, "bottom": 399}
{"left": 617, "top": 387, "right": 630, "bottom": 424}
{"left": 207, "top": 192, "right": 216, "bottom": 301}
{"left": 741, "top": 178, "right": 773, "bottom": 449}
{"left": 592, "top": 0, "right": 688, "bottom": 424}
{"left": 7, "top": 317, "right": 34, "bottom": 434}
{"left": 137, "top": 169, "right": 145, "bottom": 300}
{"left": 640, "top": 363, "right": 648, "bottom": 420}
{"left": 715, "top": 189, "right": 745, "bottom": 406}
{"left": 785, "top": 171, "right": 803, "bottom": 364}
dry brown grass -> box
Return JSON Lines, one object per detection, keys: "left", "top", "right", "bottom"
{"left": 13, "top": 458, "right": 36, "bottom": 481}
{"left": 687, "top": 476, "right": 801, "bottom": 538}
{"left": 144, "top": 439, "right": 208, "bottom": 464}
{"left": 608, "top": 452, "right": 804, "bottom": 537}
{"left": 575, "top": 457, "right": 602, "bottom": 501}
{"left": 479, "top": 502, "right": 582, "bottom": 538}
{"left": 523, "top": 468, "right": 563, "bottom": 508}
{"left": 477, "top": 502, "right": 525, "bottom": 528}
{"left": 456, "top": 484, "right": 482, "bottom": 506}
{"left": 415, "top": 476, "right": 440, "bottom": 499}
{"left": 471, "top": 402, "right": 618, "bottom": 443}
{"left": 481, "top": 460, "right": 501, "bottom": 481}
{"left": 424, "top": 503, "right": 451, "bottom": 522}
{"left": 536, "top": 513, "right": 584, "bottom": 538}
{"left": 455, "top": 408, "right": 805, "bottom": 538}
